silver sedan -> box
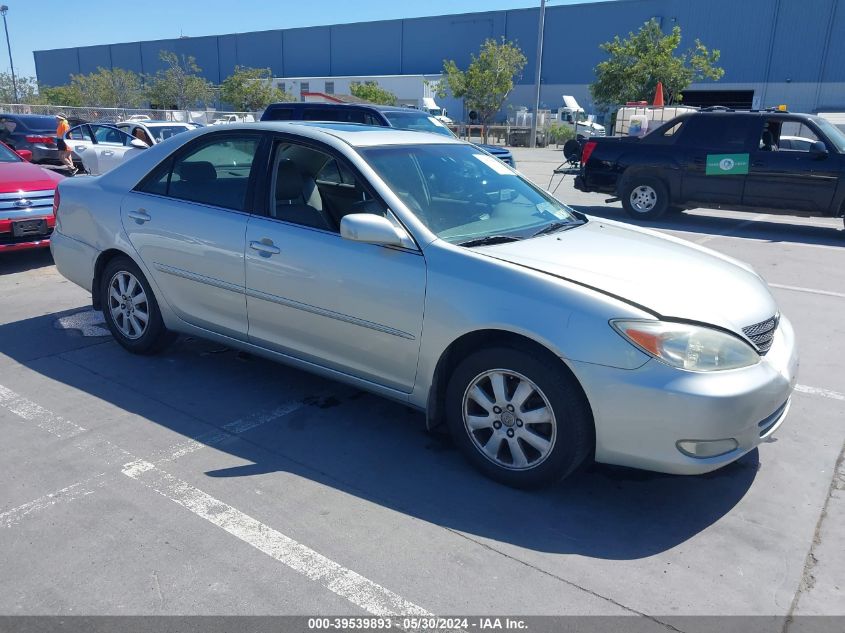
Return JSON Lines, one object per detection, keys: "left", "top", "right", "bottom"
{"left": 50, "top": 122, "right": 799, "bottom": 487}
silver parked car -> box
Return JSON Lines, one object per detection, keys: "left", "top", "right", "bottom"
{"left": 50, "top": 122, "right": 799, "bottom": 487}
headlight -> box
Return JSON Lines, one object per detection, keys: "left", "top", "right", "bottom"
{"left": 611, "top": 320, "right": 760, "bottom": 371}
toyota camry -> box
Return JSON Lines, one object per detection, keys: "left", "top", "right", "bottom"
{"left": 50, "top": 122, "right": 798, "bottom": 487}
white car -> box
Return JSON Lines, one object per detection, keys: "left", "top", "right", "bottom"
{"left": 65, "top": 124, "right": 148, "bottom": 175}
{"left": 211, "top": 114, "right": 255, "bottom": 125}
{"left": 115, "top": 121, "right": 198, "bottom": 146}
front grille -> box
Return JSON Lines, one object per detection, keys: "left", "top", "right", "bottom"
{"left": 0, "top": 189, "right": 55, "bottom": 215}
{"left": 743, "top": 315, "right": 779, "bottom": 354}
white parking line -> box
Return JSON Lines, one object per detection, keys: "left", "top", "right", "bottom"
{"left": 795, "top": 384, "right": 845, "bottom": 402}
{"left": 0, "top": 384, "right": 87, "bottom": 439}
{"left": 0, "top": 473, "right": 107, "bottom": 529}
{"left": 123, "top": 459, "right": 432, "bottom": 618}
{"left": 769, "top": 283, "right": 845, "bottom": 299}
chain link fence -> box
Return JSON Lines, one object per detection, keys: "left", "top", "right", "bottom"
{"left": 0, "top": 104, "right": 258, "bottom": 125}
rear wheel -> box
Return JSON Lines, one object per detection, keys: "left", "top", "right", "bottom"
{"left": 445, "top": 346, "right": 593, "bottom": 488}
{"left": 622, "top": 176, "right": 669, "bottom": 220}
{"left": 101, "top": 256, "right": 174, "bottom": 354}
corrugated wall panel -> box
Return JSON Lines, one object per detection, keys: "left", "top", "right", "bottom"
{"left": 77, "top": 45, "right": 112, "bottom": 75}
{"left": 401, "top": 13, "right": 505, "bottom": 75}
{"left": 283, "top": 27, "right": 331, "bottom": 76}
{"left": 767, "top": 0, "right": 835, "bottom": 82}
{"left": 34, "top": 50, "right": 79, "bottom": 87}
{"left": 330, "top": 20, "right": 403, "bottom": 76}
{"left": 235, "top": 31, "right": 285, "bottom": 75}
{"left": 217, "top": 35, "right": 239, "bottom": 80}
{"left": 110, "top": 42, "right": 143, "bottom": 73}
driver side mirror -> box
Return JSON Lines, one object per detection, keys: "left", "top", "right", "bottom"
{"left": 810, "top": 140, "right": 828, "bottom": 159}
{"left": 340, "top": 213, "right": 407, "bottom": 247}
{"left": 130, "top": 138, "right": 150, "bottom": 149}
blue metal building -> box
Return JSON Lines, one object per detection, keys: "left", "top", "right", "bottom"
{"left": 33, "top": 0, "right": 845, "bottom": 116}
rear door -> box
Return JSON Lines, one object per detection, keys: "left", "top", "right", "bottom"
{"left": 121, "top": 132, "right": 263, "bottom": 339}
{"left": 742, "top": 118, "right": 839, "bottom": 212}
{"left": 678, "top": 114, "right": 759, "bottom": 205}
{"left": 90, "top": 125, "right": 137, "bottom": 173}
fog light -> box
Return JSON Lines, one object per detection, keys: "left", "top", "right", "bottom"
{"left": 676, "top": 438, "right": 739, "bottom": 458}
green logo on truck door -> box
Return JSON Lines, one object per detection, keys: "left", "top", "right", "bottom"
{"left": 705, "top": 153, "right": 750, "bottom": 175}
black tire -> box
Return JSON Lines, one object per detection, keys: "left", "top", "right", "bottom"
{"left": 445, "top": 346, "right": 594, "bottom": 488}
{"left": 621, "top": 175, "right": 669, "bottom": 220}
{"left": 100, "top": 256, "right": 174, "bottom": 355}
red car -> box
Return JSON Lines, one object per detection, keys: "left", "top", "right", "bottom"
{"left": 0, "top": 142, "right": 63, "bottom": 252}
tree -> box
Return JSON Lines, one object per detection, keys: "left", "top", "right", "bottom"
{"left": 145, "top": 51, "right": 214, "bottom": 110}
{"left": 37, "top": 83, "right": 84, "bottom": 107}
{"left": 0, "top": 73, "right": 40, "bottom": 103}
{"left": 220, "top": 66, "right": 293, "bottom": 111}
{"left": 590, "top": 18, "right": 724, "bottom": 107}
{"left": 349, "top": 81, "right": 397, "bottom": 106}
{"left": 66, "top": 67, "right": 145, "bottom": 108}
{"left": 438, "top": 37, "right": 527, "bottom": 136}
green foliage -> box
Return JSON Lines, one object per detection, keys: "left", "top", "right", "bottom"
{"left": 66, "top": 67, "right": 145, "bottom": 108}
{"left": 37, "top": 83, "right": 84, "bottom": 107}
{"left": 220, "top": 66, "right": 294, "bottom": 111}
{"left": 350, "top": 81, "right": 397, "bottom": 105}
{"left": 590, "top": 19, "right": 724, "bottom": 107}
{"left": 548, "top": 122, "right": 576, "bottom": 145}
{"left": 0, "top": 73, "right": 40, "bottom": 103}
{"left": 145, "top": 51, "right": 214, "bottom": 110}
{"left": 438, "top": 38, "right": 527, "bottom": 127}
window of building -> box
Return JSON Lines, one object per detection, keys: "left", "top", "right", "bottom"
{"left": 300, "top": 82, "right": 310, "bottom": 94}
{"left": 325, "top": 81, "right": 334, "bottom": 95}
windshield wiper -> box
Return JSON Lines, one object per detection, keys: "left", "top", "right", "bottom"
{"left": 457, "top": 235, "right": 522, "bottom": 247}
{"left": 530, "top": 220, "right": 584, "bottom": 238}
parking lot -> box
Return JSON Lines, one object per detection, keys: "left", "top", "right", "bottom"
{"left": 1, "top": 146, "right": 843, "bottom": 629}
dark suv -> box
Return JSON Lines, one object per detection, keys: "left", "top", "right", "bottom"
{"left": 261, "top": 102, "right": 515, "bottom": 167}
{"left": 575, "top": 108, "right": 845, "bottom": 223}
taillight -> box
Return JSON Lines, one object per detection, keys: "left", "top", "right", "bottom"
{"left": 26, "top": 135, "right": 55, "bottom": 145}
{"left": 52, "top": 189, "right": 60, "bottom": 216}
{"left": 581, "top": 141, "right": 598, "bottom": 165}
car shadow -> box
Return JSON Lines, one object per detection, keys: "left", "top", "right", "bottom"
{"left": 1, "top": 308, "right": 760, "bottom": 560}
{"left": 0, "top": 248, "right": 54, "bottom": 275}
{"left": 571, "top": 204, "right": 845, "bottom": 248}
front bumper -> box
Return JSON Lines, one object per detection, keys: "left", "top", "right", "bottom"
{"left": 568, "top": 315, "right": 799, "bottom": 475}
{"left": 0, "top": 213, "right": 54, "bottom": 252}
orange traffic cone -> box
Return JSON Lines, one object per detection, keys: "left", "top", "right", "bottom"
{"left": 653, "top": 81, "right": 665, "bottom": 107}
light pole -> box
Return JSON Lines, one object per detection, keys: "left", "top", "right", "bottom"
{"left": 0, "top": 5, "right": 17, "bottom": 104}
{"left": 529, "top": 0, "right": 546, "bottom": 148}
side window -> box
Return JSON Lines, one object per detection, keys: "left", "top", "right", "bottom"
{"left": 346, "top": 110, "right": 366, "bottom": 124}
{"left": 363, "top": 113, "right": 381, "bottom": 126}
{"left": 776, "top": 121, "right": 820, "bottom": 152}
{"left": 680, "top": 116, "right": 756, "bottom": 150}
{"left": 67, "top": 126, "right": 93, "bottom": 142}
{"left": 138, "top": 136, "right": 259, "bottom": 210}
{"left": 265, "top": 108, "right": 293, "bottom": 121}
{"left": 303, "top": 108, "right": 345, "bottom": 122}
{"left": 92, "top": 125, "right": 127, "bottom": 146}
{"left": 269, "top": 142, "right": 384, "bottom": 232}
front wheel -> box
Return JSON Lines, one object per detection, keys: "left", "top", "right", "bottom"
{"left": 621, "top": 176, "right": 669, "bottom": 220}
{"left": 101, "top": 256, "right": 174, "bottom": 355}
{"left": 445, "top": 346, "right": 594, "bottom": 488}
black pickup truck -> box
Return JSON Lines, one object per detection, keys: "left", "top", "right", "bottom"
{"left": 574, "top": 109, "right": 845, "bottom": 224}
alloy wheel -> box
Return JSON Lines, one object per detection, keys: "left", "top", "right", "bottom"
{"left": 462, "top": 369, "right": 557, "bottom": 471}
{"left": 108, "top": 270, "right": 149, "bottom": 340}
{"left": 629, "top": 185, "right": 657, "bottom": 212}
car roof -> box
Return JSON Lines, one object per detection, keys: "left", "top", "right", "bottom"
{"left": 128, "top": 121, "right": 193, "bottom": 127}
{"left": 218, "top": 121, "right": 463, "bottom": 147}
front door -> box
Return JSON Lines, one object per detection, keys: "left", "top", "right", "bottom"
{"left": 244, "top": 139, "right": 426, "bottom": 392}
{"left": 742, "top": 119, "right": 840, "bottom": 212}
{"left": 121, "top": 132, "right": 263, "bottom": 340}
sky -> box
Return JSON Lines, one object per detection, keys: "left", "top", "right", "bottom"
{"left": 2, "top": 0, "right": 600, "bottom": 80}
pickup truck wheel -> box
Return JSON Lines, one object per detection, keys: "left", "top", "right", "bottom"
{"left": 622, "top": 177, "right": 669, "bottom": 220}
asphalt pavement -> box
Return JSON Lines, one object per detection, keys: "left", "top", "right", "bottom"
{"left": 1, "top": 148, "right": 843, "bottom": 631}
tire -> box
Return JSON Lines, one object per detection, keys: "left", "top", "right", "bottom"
{"left": 100, "top": 256, "right": 174, "bottom": 355}
{"left": 445, "top": 346, "right": 594, "bottom": 488}
{"left": 621, "top": 175, "right": 669, "bottom": 220}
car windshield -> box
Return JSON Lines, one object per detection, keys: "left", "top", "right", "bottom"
{"left": 361, "top": 144, "right": 583, "bottom": 244}
{"left": 383, "top": 111, "right": 454, "bottom": 138}
{"left": 0, "top": 142, "right": 21, "bottom": 162}
{"left": 147, "top": 125, "right": 191, "bottom": 142}
{"left": 813, "top": 116, "right": 845, "bottom": 152}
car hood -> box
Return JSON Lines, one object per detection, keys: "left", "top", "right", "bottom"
{"left": 0, "top": 162, "right": 63, "bottom": 193}
{"left": 476, "top": 219, "right": 777, "bottom": 333}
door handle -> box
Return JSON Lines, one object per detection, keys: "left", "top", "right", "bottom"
{"left": 74, "top": 146, "right": 86, "bottom": 152}
{"left": 127, "top": 210, "right": 151, "bottom": 223}
{"left": 751, "top": 161, "right": 765, "bottom": 167}
{"left": 249, "top": 240, "right": 281, "bottom": 255}
{"left": 102, "top": 150, "right": 114, "bottom": 156}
